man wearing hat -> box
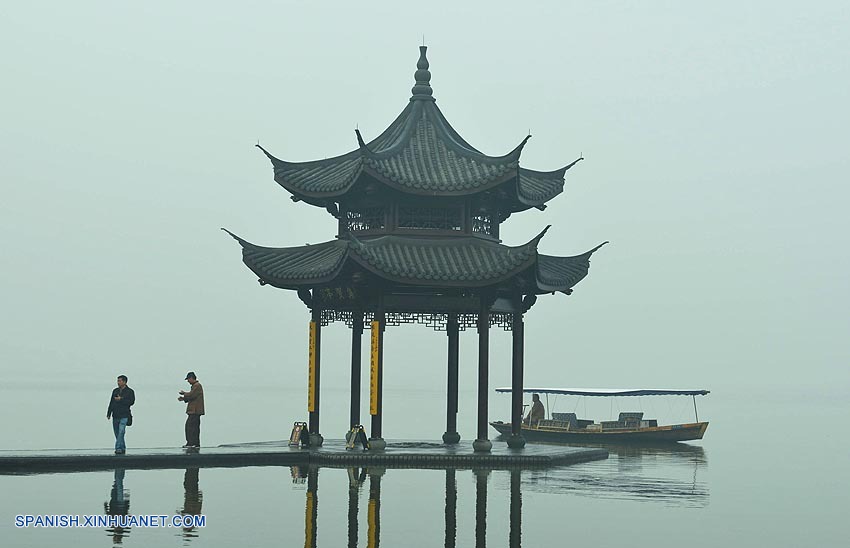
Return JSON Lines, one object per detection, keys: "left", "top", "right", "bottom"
{"left": 178, "top": 372, "right": 205, "bottom": 448}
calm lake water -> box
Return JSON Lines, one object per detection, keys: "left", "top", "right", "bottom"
{"left": 0, "top": 382, "right": 845, "bottom": 547}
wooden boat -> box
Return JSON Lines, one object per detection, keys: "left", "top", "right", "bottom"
{"left": 490, "top": 388, "right": 709, "bottom": 443}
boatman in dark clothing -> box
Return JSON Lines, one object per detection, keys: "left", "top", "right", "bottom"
{"left": 178, "top": 372, "right": 204, "bottom": 448}
{"left": 106, "top": 375, "right": 135, "bottom": 454}
{"left": 524, "top": 393, "right": 545, "bottom": 427}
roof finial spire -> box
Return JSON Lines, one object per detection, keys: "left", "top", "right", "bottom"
{"left": 411, "top": 45, "right": 434, "bottom": 100}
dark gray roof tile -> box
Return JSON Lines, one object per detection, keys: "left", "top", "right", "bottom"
{"left": 349, "top": 234, "right": 538, "bottom": 285}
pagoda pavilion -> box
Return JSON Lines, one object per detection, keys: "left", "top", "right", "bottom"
{"left": 225, "top": 46, "right": 607, "bottom": 452}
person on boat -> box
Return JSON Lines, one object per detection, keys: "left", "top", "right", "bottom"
{"left": 524, "top": 393, "right": 545, "bottom": 426}
{"left": 106, "top": 375, "right": 135, "bottom": 455}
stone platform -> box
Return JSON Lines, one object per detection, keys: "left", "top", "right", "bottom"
{"left": 0, "top": 439, "right": 607, "bottom": 474}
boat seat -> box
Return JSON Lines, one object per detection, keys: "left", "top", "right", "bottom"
{"left": 551, "top": 412, "right": 578, "bottom": 428}
{"left": 538, "top": 419, "right": 570, "bottom": 429}
{"left": 618, "top": 412, "right": 644, "bottom": 422}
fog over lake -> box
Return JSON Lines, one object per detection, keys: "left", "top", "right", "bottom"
{"left": 1, "top": 2, "right": 848, "bottom": 546}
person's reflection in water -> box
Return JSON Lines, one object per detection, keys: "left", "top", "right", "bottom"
{"left": 178, "top": 468, "right": 203, "bottom": 541}
{"left": 104, "top": 468, "right": 130, "bottom": 544}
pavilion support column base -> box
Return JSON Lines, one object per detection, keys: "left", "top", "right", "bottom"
{"left": 308, "top": 433, "right": 324, "bottom": 447}
{"left": 368, "top": 438, "right": 387, "bottom": 451}
{"left": 472, "top": 439, "right": 492, "bottom": 453}
{"left": 442, "top": 431, "right": 461, "bottom": 445}
{"left": 505, "top": 435, "right": 526, "bottom": 449}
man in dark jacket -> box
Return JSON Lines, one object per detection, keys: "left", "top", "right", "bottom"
{"left": 106, "top": 375, "right": 135, "bottom": 454}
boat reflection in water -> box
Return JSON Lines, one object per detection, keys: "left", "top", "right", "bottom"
{"left": 294, "top": 466, "right": 524, "bottom": 548}
{"left": 519, "top": 443, "right": 709, "bottom": 507}
{"left": 103, "top": 469, "right": 130, "bottom": 543}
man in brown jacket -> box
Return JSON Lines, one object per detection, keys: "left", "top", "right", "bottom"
{"left": 178, "top": 372, "right": 205, "bottom": 448}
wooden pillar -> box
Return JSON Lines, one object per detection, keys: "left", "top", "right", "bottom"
{"left": 473, "top": 305, "right": 492, "bottom": 452}
{"left": 369, "top": 303, "right": 386, "bottom": 449}
{"left": 350, "top": 312, "right": 364, "bottom": 429}
{"left": 308, "top": 307, "right": 323, "bottom": 446}
{"left": 507, "top": 311, "right": 527, "bottom": 448}
{"left": 442, "top": 313, "right": 461, "bottom": 444}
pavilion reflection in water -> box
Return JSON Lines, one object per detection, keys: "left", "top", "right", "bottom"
{"left": 295, "top": 466, "right": 523, "bottom": 548}
{"left": 293, "top": 446, "right": 707, "bottom": 547}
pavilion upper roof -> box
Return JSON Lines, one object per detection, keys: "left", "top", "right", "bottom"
{"left": 223, "top": 228, "right": 607, "bottom": 294}
{"left": 258, "top": 46, "right": 582, "bottom": 213}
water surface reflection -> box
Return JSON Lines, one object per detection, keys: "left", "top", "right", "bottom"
{"left": 523, "top": 443, "right": 708, "bottom": 507}
{"left": 100, "top": 467, "right": 205, "bottom": 546}
{"left": 296, "top": 466, "right": 524, "bottom": 548}
{"left": 86, "top": 444, "right": 706, "bottom": 547}
{"left": 178, "top": 468, "right": 203, "bottom": 541}
{"left": 291, "top": 444, "right": 706, "bottom": 546}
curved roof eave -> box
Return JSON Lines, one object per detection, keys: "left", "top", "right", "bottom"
{"left": 534, "top": 240, "right": 608, "bottom": 294}
{"left": 257, "top": 144, "right": 365, "bottom": 200}
{"left": 225, "top": 226, "right": 608, "bottom": 295}
{"left": 222, "top": 229, "right": 350, "bottom": 288}
{"left": 515, "top": 156, "right": 584, "bottom": 207}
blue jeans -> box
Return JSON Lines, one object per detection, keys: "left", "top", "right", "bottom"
{"left": 113, "top": 417, "right": 128, "bottom": 451}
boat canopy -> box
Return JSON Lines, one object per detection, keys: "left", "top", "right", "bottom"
{"left": 495, "top": 388, "right": 710, "bottom": 397}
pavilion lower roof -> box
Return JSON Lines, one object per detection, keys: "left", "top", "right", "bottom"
{"left": 223, "top": 229, "right": 606, "bottom": 294}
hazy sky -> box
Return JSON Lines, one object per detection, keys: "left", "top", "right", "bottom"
{"left": 2, "top": 2, "right": 848, "bottom": 441}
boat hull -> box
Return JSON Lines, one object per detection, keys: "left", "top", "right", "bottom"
{"left": 490, "top": 421, "right": 708, "bottom": 443}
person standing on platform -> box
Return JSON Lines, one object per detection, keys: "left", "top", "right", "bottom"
{"left": 178, "top": 372, "right": 204, "bottom": 448}
{"left": 107, "top": 375, "right": 135, "bottom": 454}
